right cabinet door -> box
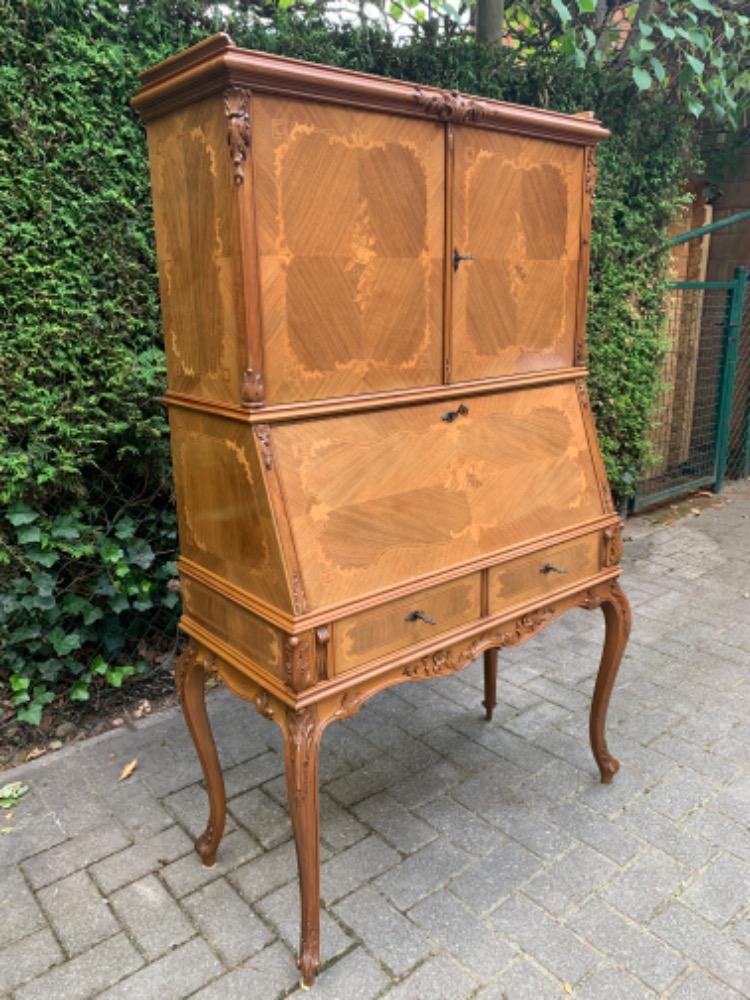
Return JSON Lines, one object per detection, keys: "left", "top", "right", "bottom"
{"left": 450, "top": 128, "right": 585, "bottom": 382}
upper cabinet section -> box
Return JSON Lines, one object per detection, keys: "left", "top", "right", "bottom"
{"left": 252, "top": 97, "right": 445, "bottom": 403}
{"left": 450, "top": 129, "right": 584, "bottom": 382}
{"left": 133, "top": 35, "right": 607, "bottom": 410}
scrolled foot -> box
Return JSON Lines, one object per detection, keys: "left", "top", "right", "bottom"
{"left": 596, "top": 750, "right": 620, "bottom": 785}
{"left": 297, "top": 951, "right": 320, "bottom": 989}
{"left": 194, "top": 823, "right": 220, "bottom": 867}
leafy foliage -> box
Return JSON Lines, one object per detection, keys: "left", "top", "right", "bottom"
{"left": 1, "top": 1, "right": 691, "bottom": 723}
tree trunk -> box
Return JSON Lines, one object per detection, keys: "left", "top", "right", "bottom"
{"left": 476, "top": 0, "right": 504, "bottom": 45}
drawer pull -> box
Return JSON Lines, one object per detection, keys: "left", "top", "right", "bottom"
{"left": 540, "top": 563, "right": 568, "bottom": 575}
{"left": 441, "top": 404, "right": 468, "bottom": 423}
{"left": 405, "top": 610, "right": 437, "bottom": 625}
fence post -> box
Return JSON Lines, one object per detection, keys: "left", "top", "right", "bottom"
{"left": 715, "top": 266, "right": 747, "bottom": 493}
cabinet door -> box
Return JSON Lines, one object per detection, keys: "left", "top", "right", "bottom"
{"left": 271, "top": 382, "right": 604, "bottom": 610}
{"left": 253, "top": 97, "right": 445, "bottom": 403}
{"left": 450, "top": 129, "right": 584, "bottom": 382}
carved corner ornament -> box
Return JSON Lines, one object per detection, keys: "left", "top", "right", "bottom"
{"left": 254, "top": 423, "right": 273, "bottom": 471}
{"left": 224, "top": 87, "right": 251, "bottom": 186}
{"left": 284, "top": 634, "right": 313, "bottom": 692}
{"left": 286, "top": 707, "right": 317, "bottom": 798}
{"left": 603, "top": 523, "right": 624, "bottom": 567}
{"left": 241, "top": 368, "right": 265, "bottom": 408}
{"left": 174, "top": 642, "right": 219, "bottom": 699}
{"left": 414, "top": 86, "right": 483, "bottom": 123}
{"left": 315, "top": 626, "right": 331, "bottom": 682}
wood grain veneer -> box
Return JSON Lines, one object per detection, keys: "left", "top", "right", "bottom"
{"left": 134, "top": 35, "right": 629, "bottom": 989}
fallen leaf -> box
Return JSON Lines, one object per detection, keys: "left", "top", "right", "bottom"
{"left": 563, "top": 984, "right": 573, "bottom": 995}
{"left": 133, "top": 700, "right": 151, "bottom": 720}
{"left": 0, "top": 783, "right": 29, "bottom": 809}
{"left": 1, "top": 827, "right": 14, "bottom": 836}
{"left": 25, "top": 747, "right": 46, "bottom": 762}
{"left": 690, "top": 507, "right": 701, "bottom": 516}
{"left": 118, "top": 759, "right": 138, "bottom": 782}
{"left": 5, "top": 811, "right": 14, "bottom": 820}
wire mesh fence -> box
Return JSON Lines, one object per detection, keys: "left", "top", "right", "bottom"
{"left": 636, "top": 284, "right": 730, "bottom": 508}
{"left": 727, "top": 290, "right": 750, "bottom": 480}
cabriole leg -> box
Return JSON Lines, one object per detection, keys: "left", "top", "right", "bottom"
{"left": 284, "top": 707, "right": 322, "bottom": 989}
{"left": 590, "top": 582, "right": 631, "bottom": 783}
{"left": 483, "top": 647, "right": 498, "bottom": 721}
{"left": 176, "top": 645, "right": 227, "bottom": 866}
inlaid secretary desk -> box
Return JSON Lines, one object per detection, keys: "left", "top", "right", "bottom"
{"left": 133, "top": 34, "right": 631, "bottom": 988}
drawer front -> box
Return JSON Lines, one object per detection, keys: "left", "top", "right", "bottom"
{"left": 333, "top": 574, "right": 481, "bottom": 674}
{"left": 488, "top": 533, "right": 602, "bottom": 615}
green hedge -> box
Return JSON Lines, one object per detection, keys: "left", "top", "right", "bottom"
{"left": 1, "top": 1, "right": 690, "bottom": 723}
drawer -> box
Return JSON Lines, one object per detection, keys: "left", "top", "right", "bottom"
{"left": 488, "top": 533, "right": 602, "bottom": 616}
{"left": 333, "top": 574, "right": 481, "bottom": 674}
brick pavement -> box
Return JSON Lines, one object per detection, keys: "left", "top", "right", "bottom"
{"left": 2, "top": 481, "right": 749, "bottom": 999}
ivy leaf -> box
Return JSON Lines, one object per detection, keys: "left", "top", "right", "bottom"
{"left": 638, "top": 20, "right": 653, "bottom": 36}
{"left": 632, "top": 66, "right": 653, "bottom": 90}
{"left": 691, "top": 0, "right": 718, "bottom": 12}
{"left": 685, "top": 54, "right": 705, "bottom": 77}
{"left": 17, "top": 525, "right": 41, "bottom": 544}
{"left": 6, "top": 503, "right": 37, "bottom": 527}
{"left": 686, "top": 95, "right": 705, "bottom": 116}
{"left": 100, "top": 539, "right": 124, "bottom": 564}
{"left": 551, "top": 0, "right": 572, "bottom": 24}
{"left": 47, "top": 626, "right": 82, "bottom": 656}
{"left": 656, "top": 20, "right": 676, "bottom": 39}
{"left": 69, "top": 680, "right": 90, "bottom": 701}
{"left": 649, "top": 56, "right": 666, "bottom": 83}
{"left": 576, "top": 0, "right": 596, "bottom": 11}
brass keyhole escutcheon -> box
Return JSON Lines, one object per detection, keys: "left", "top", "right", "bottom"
{"left": 453, "top": 248, "right": 476, "bottom": 271}
{"left": 540, "top": 563, "right": 568, "bottom": 575}
{"left": 441, "top": 404, "right": 468, "bottom": 423}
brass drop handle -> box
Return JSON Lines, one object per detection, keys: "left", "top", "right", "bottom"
{"left": 453, "top": 248, "right": 476, "bottom": 271}
{"left": 441, "top": 404, "right": 468, "bottom": 423}
{"left": 540, "top": 563, "right": 568, "bottom": 575}
{"left": 405, "top": 610, "right": 436, "bottom": 625}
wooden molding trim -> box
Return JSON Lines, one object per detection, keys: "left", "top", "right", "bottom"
{"left": 177, "top": 512, "right": 621, "bottom": 631}
{"left": 164, "top": 367, "right": 589, "bottom": 425}
{"left": 132, "top": 35, "right": 609, "bottom": 147}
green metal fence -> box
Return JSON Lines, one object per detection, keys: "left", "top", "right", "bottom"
{"left": 633, "top": 265, "right": 748, "bottom": 511}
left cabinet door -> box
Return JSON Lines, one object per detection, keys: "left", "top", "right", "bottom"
{"left": 252, "top": 97, "right": 446, "bottom": 403}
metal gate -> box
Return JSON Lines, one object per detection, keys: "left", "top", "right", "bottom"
{"left": 633, "top": 265, "right": 748, "bottom": 511}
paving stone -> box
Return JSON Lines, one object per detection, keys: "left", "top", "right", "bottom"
{"left": 548, "top": 801, "right": 640, "bottom": 865}
{"left": 0, "top": 927, "right": 63, "bottom": 993}
{"left": 679, "top": 853, "right": 750, "bottom": 926}
{"left": 223, "top": 750, "right": 285, "bottom": 797}
{"left": 99, "top": 778, "right": 173, "bottom": 840}
{"left": 0, "top": 793, "right": 67, "bottom": 866}
{"left": 381, "top": 954, "right": 476, "bottom": 1000}
{"left": 190, "top": 941, "right": 298, "bottom": 1000}
{"left": 388, "top": 759, "right": 465, "bottom": 807}
{"left": 478, "top": 800, "right": 573, "bottom": 861}
{"left": 451, "top": 760, "right": 528, "bottom": 811}
{"left": 333, "top": 886, "right": 432, "bottom": 976}
{"left": 601, "top": 848, "right": 687, "bottom": 922}
{"left": 711, "top": 775, "right": 750, "bottom": 826}
{"left": 574, "top": 965, "right": 657, "bottom": 999}
{"left": 619, "top": 803, "right": 717, "bottom": 868}
{"left": 230, "top": 838, "right": 299, "bottom": 903}
{"left": 320, "top": 792, "right": 369, "bottom": 852}
{"left": 374, "top": 838, "right": 470, "bottom": 910}
{"left": 110, "top": 874, "right": 193, "bottom": 961}
{"left": 289, "top": 947, "right": 390, "bottom": 1000}
{"left": 514, "top": 759, "right": 591, "bottom": 805}
{"left": 474, "top": 957, "right": 565, "bottom": 999}
{"left": 228, "top": 787, "right": 291, "bottom": 849}
{"left": 21, "top": 824, "right": 131, "bottom": 890}
{"left": 97, "top": 936, "right": 224, "bottom": 999}
{"left": 325, "top": 754, "right": 402, "bottom": 806}
{"left": 424, "top": 728, "right": 517, "bottom": 776}
{"left": 183, "top": 877, "right": 275, "bottom": 964}
{"left": 644, "top": 767, "right": 717, "bottom": 821}
{"left": 90, "top": 824, "right": 194, "bottom": 894}
{"left": 524, "top": 676, "right": 590, "bottom": 711}
{"left": 569, "top": 900, "right": 685, "bottom": 993}
{"left": 255, "top": 881, "right": 351, "bottom": 964}
{"left": 37, "top": 869, "right": 119, "bottom": 956}
{"left": 683, "top": 808, "right": 750, "bottom": 862}
{"left": 0, "top": 868, "right": 45, "bottom": 948}
{"left": 13, "top": 932, "right": 143, "bottom": 1000}
{"left": 321, "top": 834, "right": 400, "bottom": 904}
{"left": 353, "top": 793, "right": 436, "bottom": 853}
{"left": 524, "top": 844, "right": 616, "bottom": 916}
{"left": 649, "top": 735, "right": 740, "bottom": 783}
{"left": 730, "top": 915, "right": 750, "bottom": 948}
{"left": 415, "top": 795, "right": 501, "bottom": 857}
{"left": 409, "top": 889, "right": 515, "bottom": 977}
{"left": 450, "top": 840, "right": 542, "bottom": 914}
{"left": 160, "top": 827, "right": 263, "bottom": 898}
{"left": 489, "top": 895, "right": 598, "bottom": 985}
{"left": 669, "top": 971, "right": 746, "bottom": 999}
{"left": 503, "top": 700, "right": 573, "bottom": 739}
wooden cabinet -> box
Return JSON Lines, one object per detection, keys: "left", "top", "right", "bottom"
{"left": 133, "top": 34, "right": 630, "bottom": 989}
